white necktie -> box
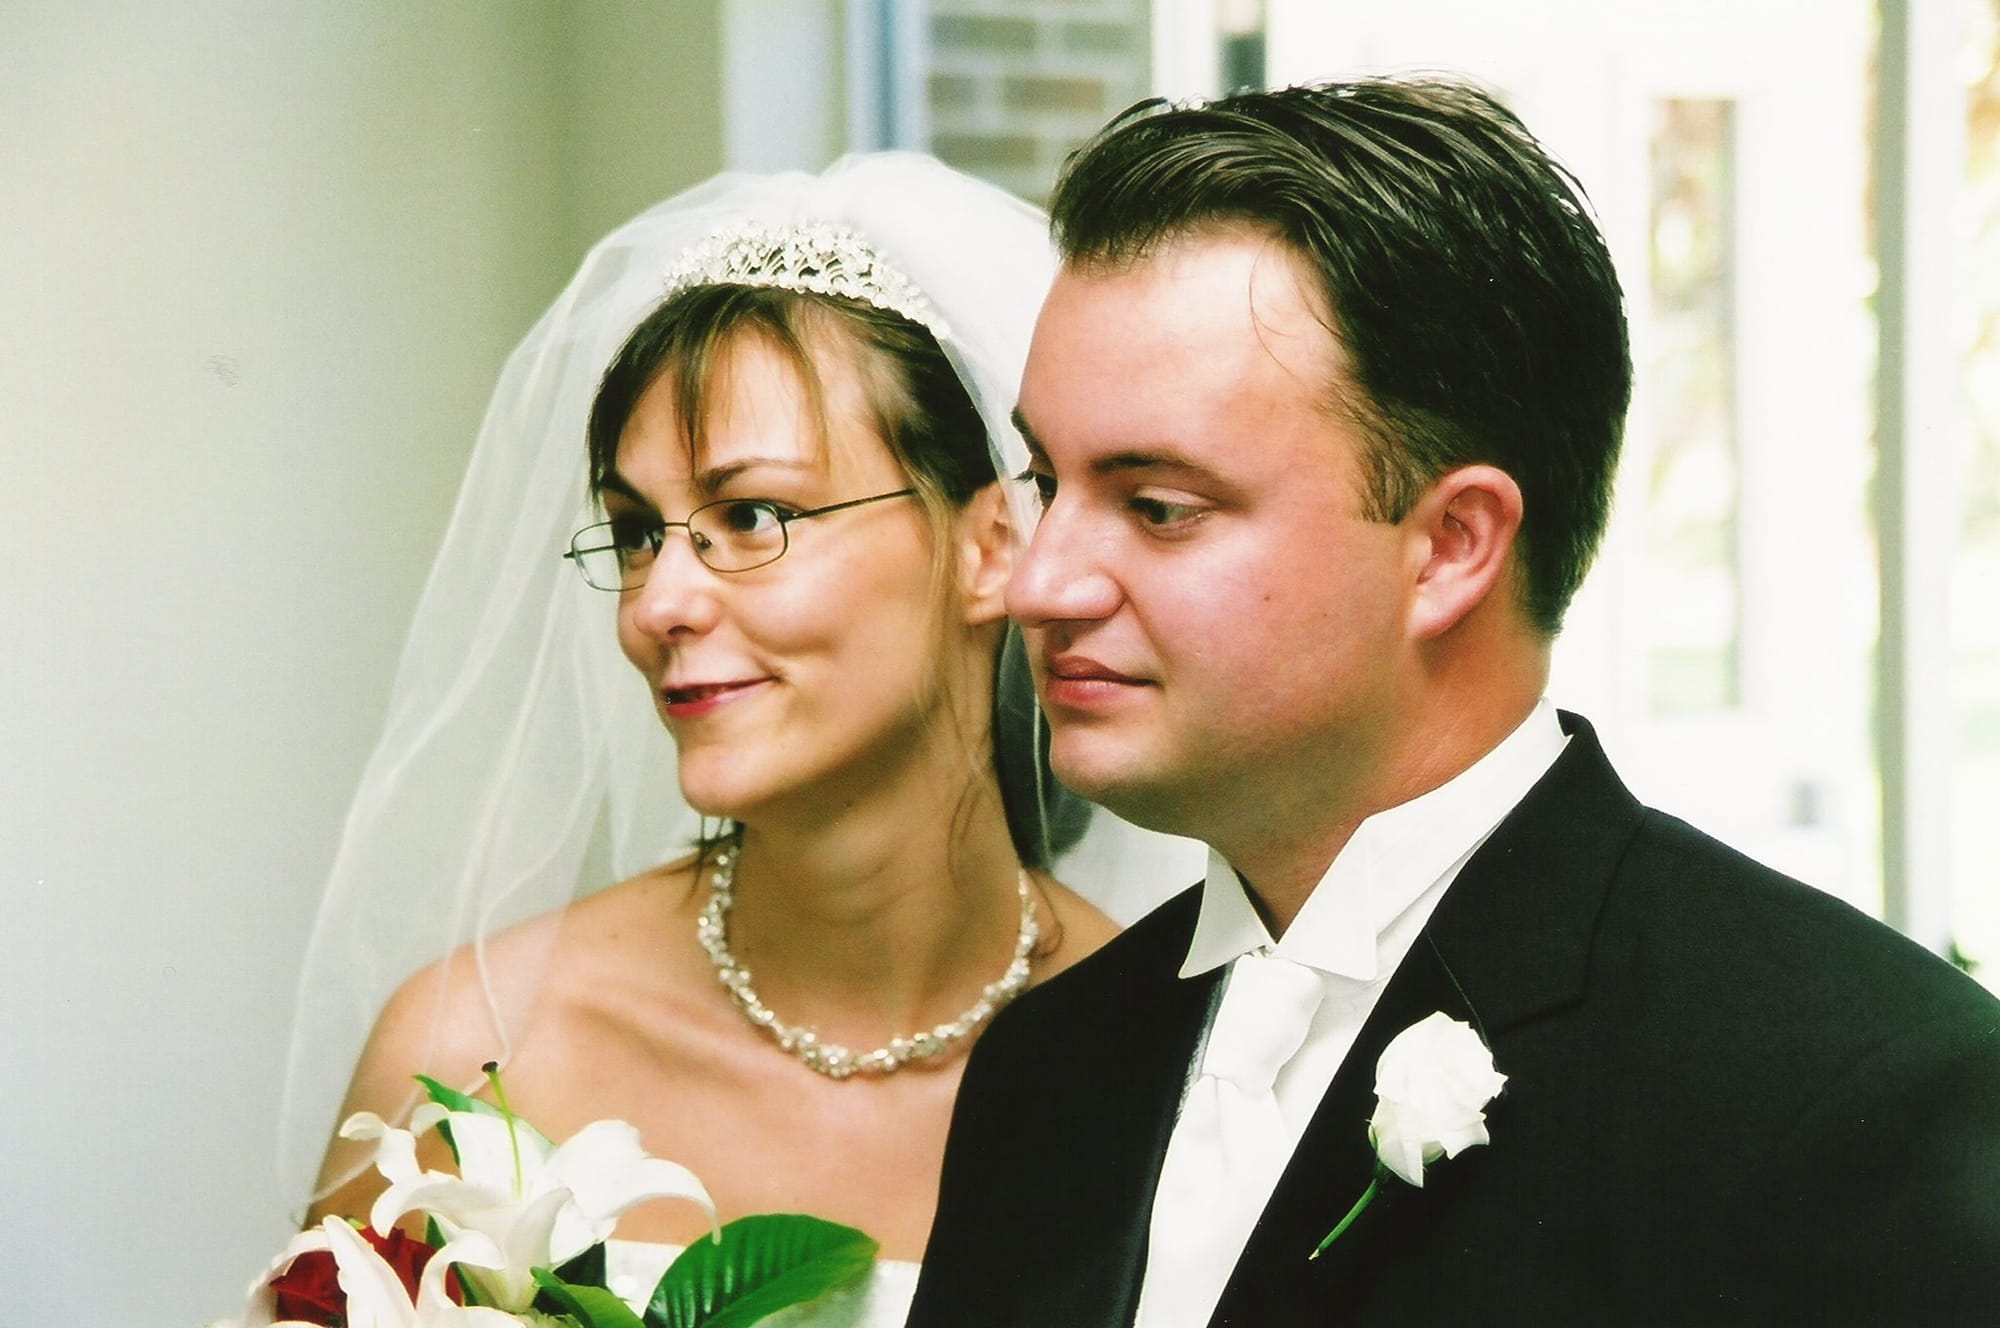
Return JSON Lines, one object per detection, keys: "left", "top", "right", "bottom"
{"left": 1134, "top": 951, "right": 1328, "bottom": 1328}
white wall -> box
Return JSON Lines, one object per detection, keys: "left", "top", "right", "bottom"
{"left": 0, "top": 3, "right": 721, "bottom": 1318}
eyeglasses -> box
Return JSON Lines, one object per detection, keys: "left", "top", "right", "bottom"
{"left": 564, "top": 488, "right": 917, "bottom": 590}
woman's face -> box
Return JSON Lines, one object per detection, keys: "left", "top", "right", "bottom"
{"left": 606, "top": 330, "right": 975, "bottom": 824}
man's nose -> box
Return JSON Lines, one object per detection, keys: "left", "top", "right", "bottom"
{"left": 1006, "top": 501, "right": 1122, "bottom": 626}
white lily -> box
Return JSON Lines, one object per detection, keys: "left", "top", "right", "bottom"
{"left": 211, "top": 1218, "right": 524, "bottom": 1328}
{"left": 342, "top": 1098, "right": 718, "bottom": 1312}
{"left": 311, "top": 1215, "right": 528, "bottom": 1326}
{"left": 208, "top": 1223, "right": 334, "bottom": 1328}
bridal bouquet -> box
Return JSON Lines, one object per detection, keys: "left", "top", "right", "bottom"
{"left": 214, "top": 1067, "right": 876, "bottom": 1328}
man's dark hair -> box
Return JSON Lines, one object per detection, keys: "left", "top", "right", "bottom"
{"left": 1050, "top": 77, "right": 1632, "bottom": 635}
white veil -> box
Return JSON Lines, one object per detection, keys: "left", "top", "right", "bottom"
{"left": 274, "top": 152, "right": 1204, "bottom": 1214}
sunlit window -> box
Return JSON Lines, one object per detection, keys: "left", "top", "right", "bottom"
{"left": 1646, "top": 99, "right": 1743, "bottom": 716}
{"left": 1952, "top": 0, "right": 2000, "bottom": 979}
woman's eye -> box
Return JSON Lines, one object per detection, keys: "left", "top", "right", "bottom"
{"left": 716, "top": 500, "right": 784, "bottom": 535}
{"left": 608, "top": 517, "right": 661, "bottom": 555}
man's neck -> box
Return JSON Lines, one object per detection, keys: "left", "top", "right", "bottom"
{"left": 1220, "top": 691, "right": 1547, "bottom": 937}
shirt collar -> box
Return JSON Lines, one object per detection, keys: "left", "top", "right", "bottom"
{"left": 1179, "top": 700, "right": 1568, "bottom": 982}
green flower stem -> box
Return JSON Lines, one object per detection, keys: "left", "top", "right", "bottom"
{"left": 482, "top": 1060, "right": 525, "bottom": 1197}
{"left": 1309, "top": 1175, "right": 1380, "bottom": 1260}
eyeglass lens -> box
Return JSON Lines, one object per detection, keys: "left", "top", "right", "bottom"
{"left": 566, "top": 488, "right": 914, "bottom": 590}
{"left": 571, "top": 500, "right": 787, "bottom": 588}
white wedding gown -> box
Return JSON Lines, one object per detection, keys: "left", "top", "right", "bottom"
{"left": 604, "top": 1240, "right": 920, "bottom": 1327}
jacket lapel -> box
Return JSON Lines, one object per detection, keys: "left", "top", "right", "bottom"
{"left": 1029, "top": 886, "right": 1225, "bottom": 1327}
{"left": 1207, "top": 713, "right": 1643, "bottom": 1324}
{"left": 1210, "top": 937, "right": 1479, "bottom": 1321}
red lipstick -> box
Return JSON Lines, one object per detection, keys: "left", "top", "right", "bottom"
{"left": 660, "top": 677, "right": 770, "bottom": 719}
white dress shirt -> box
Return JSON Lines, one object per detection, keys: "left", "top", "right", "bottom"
{"left": 1129, "top": 702, "right": 1568, "bottom": 1328}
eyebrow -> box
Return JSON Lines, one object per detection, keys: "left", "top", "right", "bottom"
{"left": 596, "top": 469, "right": 648, "bottom": 506}
{"left": 599, "top": 455, "right": 814, "bottom": 505}
{"left": 1010, "top": 406, "right": 1045, "bottom": 464}
{"left": 1010, "top": 406, "right": 1228, "bottom": 484}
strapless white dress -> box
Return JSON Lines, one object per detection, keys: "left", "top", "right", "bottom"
{"left": 603, "top": 1240, "right": 919, "bottom": 1327}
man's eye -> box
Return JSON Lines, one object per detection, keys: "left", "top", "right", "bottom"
{"left": 1130, "top": 495, "right": 1205, "bottom": 528}
{"left": 1015, "top": 468, "right": 1056, "bottom": 507}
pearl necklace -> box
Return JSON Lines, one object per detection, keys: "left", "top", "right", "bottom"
{"left": 695, "top": 844, "right": 1040, "bottom": 1079}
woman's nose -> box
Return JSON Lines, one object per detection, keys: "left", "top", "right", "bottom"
{"left": 623, "top": 534, "right": 724, "bottom": 641}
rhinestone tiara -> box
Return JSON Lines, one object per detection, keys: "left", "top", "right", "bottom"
{"left": 660, "top": 218, "right": 949, "bottom": 340}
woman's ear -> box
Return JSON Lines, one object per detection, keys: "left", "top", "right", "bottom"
{"left": 1406, "top": 464, "right": 1525, "bottom": 640}
{"left": 958, "top": 482, "right": 1016, "bottom": 627}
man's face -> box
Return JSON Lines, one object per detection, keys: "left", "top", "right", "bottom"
{"left": 1009, "top": 229, "right": 1416, "bottom": 845}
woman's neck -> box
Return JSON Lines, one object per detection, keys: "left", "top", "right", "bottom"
{"left": 713, "top": 766, "right": 1029, "bottom": 1042}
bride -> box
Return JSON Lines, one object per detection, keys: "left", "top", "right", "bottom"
{"left": 280, "top": 154, "right": 1189, "bottom": 1323}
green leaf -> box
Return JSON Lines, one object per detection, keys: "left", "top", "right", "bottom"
{"left": 534, "top": 1268, "right": 648, "bottom": 1328}
{"left": 534, "top": 1242, "right": 610, "bottom": 1315}
{"left": 414, "top": 1073, "right": 492, "bottom": 1115}
{"left": 645, "top": 1214, "right": 878, "bottom": 1328}
{"left": 413, "top": 1071, "right": 514, "bottom": 1124}
{"left": 551, "top": 1240, "right": 609, "bottom": 1287}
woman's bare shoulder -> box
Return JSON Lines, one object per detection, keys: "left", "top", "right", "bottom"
{"left": 390, "top": 852, "right": 707, "bottom": 1063}
{"left": 305, "top": 854, "right": 707, "bottom": 1219}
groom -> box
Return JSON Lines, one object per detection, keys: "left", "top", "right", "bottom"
{"left": 909, "top": 78, "right": 2000, "bottom": 1325}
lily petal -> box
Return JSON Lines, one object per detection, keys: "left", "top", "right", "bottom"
{"left": 456, "top": 1186, "right": 570, "bottom": 1310}
{"left": 416, "top": 1229, "right": 521, "bottom": 1322}
{"left": 445, "top": 1110, "right": 554, "bottom": 1196}
{"left": 319, "top": 1217, "right": 420, "bottom": 1328}
{"left": 370, "top": 1170, "right": 509, "bottom": 1240}
{"left": 341, "top": 1112, "right": 425, "bottom": 1186}
{"left": 411, "top": 1101, "right": 452, "bottom": 1135}
{"left": 546, "top": 1119, "right": 720, "bottom": 1246}
{"left": 221, "top": 1224, "right": 336, "bottom": 1328}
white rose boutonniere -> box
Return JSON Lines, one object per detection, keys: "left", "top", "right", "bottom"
{"left": 1310, "top": 1011, "right": 1506, "bottom": 1259}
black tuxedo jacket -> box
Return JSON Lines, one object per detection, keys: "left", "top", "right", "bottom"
{"left": 910, "top": 714, "right": 2000, "bottom": 1326}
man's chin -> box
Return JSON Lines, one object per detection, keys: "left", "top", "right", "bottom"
{"left": 1050, "top": 750, "right": 1195, "bottom": 838}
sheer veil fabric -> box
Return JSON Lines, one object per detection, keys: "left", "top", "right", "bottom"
{"left": 275, "top": 152, "right": 1204, "bottom": 1214}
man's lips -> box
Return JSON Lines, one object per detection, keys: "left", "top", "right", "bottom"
{"left": 1040, "top": 654, "right": 1151, "bottom": 712}
{"left": 1044, "top": 653, "right": 1146, "bottom": 685}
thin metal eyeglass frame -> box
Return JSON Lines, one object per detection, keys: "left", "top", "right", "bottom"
{"left": 563, "top": 487, "right": 918, "bottom": 589}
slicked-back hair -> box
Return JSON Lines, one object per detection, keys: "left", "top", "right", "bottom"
{"left": 1050, "top": 77, "right": 1632, "bottom": 635}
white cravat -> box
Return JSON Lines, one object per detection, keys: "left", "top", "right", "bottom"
{"left": 1129, "top": 702, "right": 1570, "bottom": 1328}
{"left": 1132, "top": 950, "right": 1327, "bottom": 1328}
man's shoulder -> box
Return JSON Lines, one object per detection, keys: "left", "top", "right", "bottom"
{"left": 1018, "top": 881, "right": 1204, "bottom": 1013}
{"left": 1527, "top": 713, "right": 1993, "bottom": 1031}
{"left": 1613, "top": 804, "right": 1995, "bottom": 1024}
{"left": 970, "top": 880, "right": 1207, "bottom": 1077}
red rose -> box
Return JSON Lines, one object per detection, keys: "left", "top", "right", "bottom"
{"left": 269, "top": 1225, "right": 455, "bottom": 1323}
{"left": 268, "top": 1248, "right": 342, "bottom": 1325}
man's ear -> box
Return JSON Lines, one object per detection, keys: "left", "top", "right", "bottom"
{"left": 1407, "top": 464, "right": 1524, "bottom": 640}
{"left": 958, "top": 482, "right": 1016, "bottom": 627}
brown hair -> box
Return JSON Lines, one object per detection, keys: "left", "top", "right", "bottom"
{"left": 586, "top": 283, "right": 1086, "bottom": 865}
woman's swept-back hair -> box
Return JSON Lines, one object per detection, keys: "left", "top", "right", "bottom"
{"left": 1050, "top": 77, "right": 1632, "bottom": 635}
{"left": 586, "top": 282, "right": 1089, "bottom": 869}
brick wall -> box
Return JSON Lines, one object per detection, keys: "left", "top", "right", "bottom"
{"left": 924, "top": 0, "right": 1153, "bottom": 203}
